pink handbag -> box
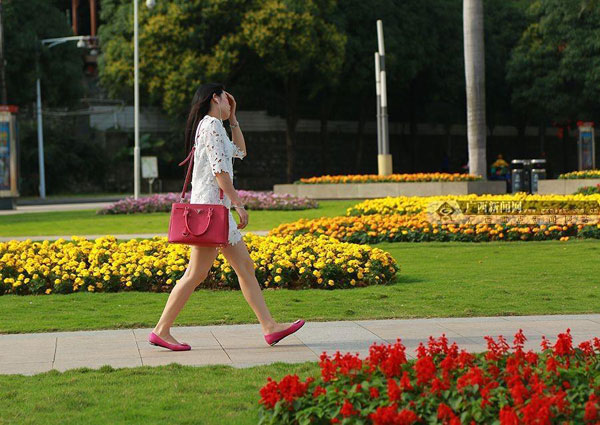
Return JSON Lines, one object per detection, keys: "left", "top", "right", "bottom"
{"left": 167, "top": 145, "right": 229, "bottom": 247}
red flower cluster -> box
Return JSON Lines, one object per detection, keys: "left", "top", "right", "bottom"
{"left": 258, "top": 330, "right": 600, "bottom": 425}
{"left": 258, "top": 373, "right": 314, "bottom": 409}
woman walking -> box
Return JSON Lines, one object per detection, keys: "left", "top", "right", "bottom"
{"left": 148, "top": 83, "right": 305, "bottom": 351}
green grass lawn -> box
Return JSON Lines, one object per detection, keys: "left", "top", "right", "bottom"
{"left": 1, "top": 239, "right": 598, "bottom": 334}
{"left": 0, "top": 200, "right": 361, "bottom": 237}
{"left": 0, "top": 361, "right": 321, "bottom": 425}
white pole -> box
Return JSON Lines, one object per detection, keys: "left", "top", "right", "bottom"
{"left": 35, "top": 77, "right": 46, "bottom": 199}
{"left": 375, "top": 52, "right": 382, "bottom": 155}
{"left": 133, "top": 0, "right": 140, "bottom": 199}
{"left": 376, "top": 20, "right": 389, "bottom": 156}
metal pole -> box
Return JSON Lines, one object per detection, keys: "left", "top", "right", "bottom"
{"left": 375, "top": 52, "right": 382, "bottom": 155}
{"left": 377, "top": 20, "right": 389, "bottom": 156}
{"left": 33, "top": 35, "right": 90, "bottom": 200}
{"left": 133, "top": 0, "right": 140, "bottom": 199}
{"left": 36, "top": 77, "right": 46, "bottom": 199}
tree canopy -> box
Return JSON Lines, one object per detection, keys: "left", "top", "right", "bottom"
{"left": 4, "top": 0, "right": 84, "bottom": 107}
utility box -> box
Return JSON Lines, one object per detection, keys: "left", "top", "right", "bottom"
{"left": 0, "top": 105, "right": 19, "bottom": 210}
{"left": 577, "top": 122, "right": 596, "bottom": 170}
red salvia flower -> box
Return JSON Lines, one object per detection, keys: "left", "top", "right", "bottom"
{"left": 415, "top": 352, "right": 437, "bottom": 386}
{"left": 370, "top": 404, "right": 419, "bottom": 425}
{"left": 259, "top": 377, "right": 281, "bottom": 409}
{"left": 387, "top": 378, "right": 402, "bottom": 401}
{"left": 499, "top": 405, "right": 519, "bottom": 425}
{"left": 400, "top": 370, "right": 414, "bottom": 391}
{"left": 554, "top": 329, "right": 574, "bottom": 357}
{"left": 313, "top": 385, "right": 327, "bottom": 398}
{"left": 585, "top": 394, "right": 599, "bottom": 422}
{"left": 370, "top": 386, "right": 380, "bottom": 399}
{"left": 340, "top": 399, "right": 359, "bottom": 417}
{"left": 437, "top": 402, "right": 458, "bottom": 424}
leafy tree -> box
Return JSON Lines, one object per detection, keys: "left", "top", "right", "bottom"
{"left": 98, "top": 0, "right": 253, "bottom": 118}
{"left": 4, "top": 0, "right": 84, "bottom": 107}
{"left": 507, "top": 0, "right": 600, "bottom": 124}
{"left": 483, "top": 0, "right": 528, "bottom": 131}
{"left": 98, "top": 0, "right": 346, "bottom": 182}
{"left": 240, "top": 0, "right": 346, "bottom": 182}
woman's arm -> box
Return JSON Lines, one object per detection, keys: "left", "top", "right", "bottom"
{"left": 229, "top": 114, "right": 246, "bottom": 157}
{"left": 214, "top": 171, "right": 243, "bottom": 207}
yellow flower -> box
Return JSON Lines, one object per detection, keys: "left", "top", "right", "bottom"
{"left": 274, "top": 276, "right": 282, "bottom": 283}
{"left": 327, "top": 279, "right": 334, "bottom": 286}
{"left": 45, "top": 288, "right": 52, "bottom": 294}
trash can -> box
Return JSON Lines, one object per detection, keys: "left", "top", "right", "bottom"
{"left": 530, "top": 159, "right": 547, "bottom": 193}
{"left": 511, "top": 159, "right": 526, "bottom": 193}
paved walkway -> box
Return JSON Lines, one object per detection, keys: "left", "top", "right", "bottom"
{"left": 1, "top": 230, "right": 269, "bottom": 242}
{"left": 0, "top": 201, "right": 115, "bottom": 215}
{"left": 1, "top": 314, "right": 599, "bottom": 376}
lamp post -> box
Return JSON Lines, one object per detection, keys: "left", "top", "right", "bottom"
{"left": 133, "top": 0, "right": 156, "bottom": 200}
{"left": 375, "top": 20, "right": 391, "bottom": 176}
{"left": 35, "top": 35, "right": 93, "bottom": 199}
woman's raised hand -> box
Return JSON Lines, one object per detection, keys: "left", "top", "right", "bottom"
{"left": 225, "top": 91, "right": 237, "bottom": 118}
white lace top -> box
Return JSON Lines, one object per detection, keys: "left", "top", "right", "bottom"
{"left": 190, "top": 115, "right": 246, "bottom": 209}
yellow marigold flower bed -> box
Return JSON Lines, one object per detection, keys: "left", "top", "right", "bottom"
{"left": 559, "top": 170, "right": 600, "bottom": 179}
{"left": 295, "top": 172, "right": 482, "bottom": 184}
{"left": 269, "top": 193, "right": 600, "bottom": 243}
{"left": 0, "top": 234, "right": 399, "bottom": 296}
{"left": 346, "top": 193, "right": 600, "bottom": 216}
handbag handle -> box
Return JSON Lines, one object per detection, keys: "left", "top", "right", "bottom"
{"left": 178, "top": 145, "right": 224, "bottom": 203}
{"left": 182, "top": 207, "right": 213, "bottom": 236}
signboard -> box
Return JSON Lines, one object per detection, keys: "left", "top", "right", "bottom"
{"left": 0, "top": 120, "right": 10, "bottom": 190}
{"left": 141, "top": 156, "right": 158, "bottom": 178}
{"left": 0, "top": 105, "right": 19, "bottom": 199}
{"left": 578, "top": 123, "right": 596, "bottom": 170}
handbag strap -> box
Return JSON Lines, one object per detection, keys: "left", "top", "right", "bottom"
{"left": 178, "top": 145, "right": 224, "bottom": 202}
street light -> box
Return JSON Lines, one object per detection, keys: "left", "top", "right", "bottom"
{"left": 133, "top": 0, "right": 156, "bottom": 200}
{"left": 35, "top": 35, "right": 94, "bottom": 199}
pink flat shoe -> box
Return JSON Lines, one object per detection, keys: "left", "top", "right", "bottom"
{"left": 148, "top": 332, "right": 191, "bottom": 351}
{"left": 264, "top": 319, "right": 305, "bottom": 346}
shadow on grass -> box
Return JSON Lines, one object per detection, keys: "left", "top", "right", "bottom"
{"left": 389, "top": 275, "right": 426, "bottom": 286}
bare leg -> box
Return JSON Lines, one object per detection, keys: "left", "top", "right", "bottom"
{"left": 152, "top": 245, "right": 219, "bottom": 344}
{"left": 218, "top": 238, "right": 292, "bottom": 335}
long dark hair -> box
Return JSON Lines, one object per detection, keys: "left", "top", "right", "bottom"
{"left": 184, "top": 82, "right": 225, "bottom": 155}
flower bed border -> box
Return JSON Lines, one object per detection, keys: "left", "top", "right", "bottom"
{"left": 274, "top": 181, "right": 507, "bottom": 199}
{"left": 538, "top": 179, "right": 600, "bottom": 195}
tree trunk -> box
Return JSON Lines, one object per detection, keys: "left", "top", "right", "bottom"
{"left": 319, "top": 94, "right": 334, "bottom": 173}
{"left": 355, "top": 97, "right": 368, "bottom": 173}
{"left": 284, "top": 79, "right": 299, "bottom": 183}
{"left": 409, "top": 82, "right": 418, "bottom": 173}
{"left": 463, "top": 0, "right": 487, "bottom": 178}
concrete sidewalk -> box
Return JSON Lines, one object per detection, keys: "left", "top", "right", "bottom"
{"left": 0, "top": 230, "right": 269, "bottom": 242}
{"left": 0, "top": 200, "right": 120, "bottom": 215}
{"left": 1, "top": 314, "right": 599, "bottom": 376}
